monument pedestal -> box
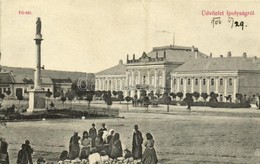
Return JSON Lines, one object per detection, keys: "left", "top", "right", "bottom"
{"left": 27, "top": 89, "right": 46, "bottom": 113}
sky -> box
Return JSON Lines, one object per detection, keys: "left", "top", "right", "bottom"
{"left": 1, "top": 0, "right": 260, "bottom": 73}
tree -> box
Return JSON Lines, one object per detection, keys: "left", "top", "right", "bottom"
{"left": 0, "top": 94, "right": 5, "bottom": 100}
{"left": 125, "top": 96, "right": 132, "bottom": 110}
{"left": 68, "top": 92, "right": 75, "bottom": 109}
{"left": 103, "top": 91, "right": 112, "bottom": 109}
{"left": 53, "top": 91, "right": 61, "bottom": 102}
{"left": 5, "top": 88, "right": 11, "bottom": 100}
{"left": 170, "top": 92, "right": 176, "bottom": 100}
{"left": 60, "top": 96, "right": 66, "bottom": 109}
{"left": 192, "top": 92, "right": 200, "bottom": 101}
{"left": 143, "top": 96, "right": 150, "bottom": 111}
{"left": 112, "top": 91, "right": 118, "bottom": 97}
{"left": 17, "top": 95, "right": 24, "bottom": 109}
{"left": 0, "top": 94, "right": 5, "bottom": 109}
{"left": 162, "top": 92, "right": 171, "bottom": 112}
{"left": 201, "top": 93, "right": 208, "bottom": 105}
{"left": 117, "top": 91, "right": 124, "bottom": 104}
{"left": 45, "top": 89, "right": 52, "bottom": 109}
{"left": 236, "top": 93, "right": 243, "bottom": 103}
{"left": 209, "top": 92, "right": 218, "bottom": 102}
{"left": 176, "top": 92, "right": 184, "bottom": 100}
{"left": 85, "top": 91, "right": 95, "bottom": 109}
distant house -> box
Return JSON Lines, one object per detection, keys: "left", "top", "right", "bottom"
{"left": 0, "top": 66, "right": 94, "bottom": 98}
{"left": 52, "top": 78, "right": 73, "bottom": 96}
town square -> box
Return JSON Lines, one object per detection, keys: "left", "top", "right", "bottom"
{"left": 0, "top": 0, "right": 260, "bottom": 163}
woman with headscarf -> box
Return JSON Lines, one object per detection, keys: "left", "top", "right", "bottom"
{"left": 110, "top": 133, "right": 123, "bottom": 159}
{"left": 80, "top": 131, "right": 92, "bottom": 159}
{"left": 106, "top": 129, "right": 114, "bottom": 156}
{"left": 142, "top": 133, "right": 158, "bottom": 164}
{"left": 95, "top": 131, "right": 104, "bottom": 153}
{"left": 0, "top": 138, "right": 9, "bottom": 164}
{"left": 68, "top": 132, "right": 81, "bottom": 159}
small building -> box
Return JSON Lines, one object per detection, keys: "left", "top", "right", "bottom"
{"left": 95, "top": 60, "right": 126, "bottom": 92}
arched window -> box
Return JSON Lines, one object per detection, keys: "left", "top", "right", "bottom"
{"left": 151, "top": 76, "right": 154, "bottom": 85}
{"left": 203, "top": 78, "right": 206, "bottom": 85}
{"left": 229, "top": 78, "right": 233, "bottom": 86}
{"left": 173, "top": 79, "right": 176, "bottom": 85}
{"left": 211, "top": 78, "right": 214, "bottom": 86}
{"left": 159, "top": 76, "right": 162, "bottom": 86}
{"left": 143, "top": 76, "right": 146, "bottom": 84}
{"left": 187, "top": 78, "right": 191, "bottom": 85}
{"left": 195, "top": 78, "right": 198, "bottom": 85}
{"left": 220, "top": 78, "right": 223, "bottom": 85}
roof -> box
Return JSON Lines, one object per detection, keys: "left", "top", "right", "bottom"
{"left": 52, "top": 78, "right": 73, "bottom": 84}
{"left": 126, "top": 45, "right": 207, "bottom": 65}
{"left": 1, "top": 66, "right": 90, "bottom": 82}
{"left": 146, "top": 45, "right": 207, "bottom": 63}
{"left": 173, "top": 56, "right": 260, "bottom": 73}
{"left": 96, "top": 63, "right": 126, "bottom": 76}
{"left": 0, "top": 72, "right": 15, "bottom": 84}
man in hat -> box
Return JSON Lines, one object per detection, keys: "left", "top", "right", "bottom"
{"left": 98, "top": 123, "right": 107, "bottom": 133}
{"left": 132, "top": 125, "right": 143, "bottom": 160}
{"left": 25, "top": 140, "right": 34, "bottom": 164}
{"left": 89, "top": 123, "right": 97, "bottom": 147}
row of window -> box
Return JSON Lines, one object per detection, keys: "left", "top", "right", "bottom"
{"left": 174, "top": 78, "right": 233, "bottom": 86}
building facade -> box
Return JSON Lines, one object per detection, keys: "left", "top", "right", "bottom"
{"left": 96, "top": 45, "right": 260, "bottom": 102}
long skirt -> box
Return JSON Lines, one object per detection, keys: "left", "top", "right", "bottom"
{"left": 142, "top": 147, "right": 158, "bottom": 164}
{"left": 69, "top": 145, "right": 80, "bottom": 159}
{"left": 80, "top": 147, "right": 90, "bottom": 159}
{"left": 132, "top": 146, "right": 142, "bottom": 159}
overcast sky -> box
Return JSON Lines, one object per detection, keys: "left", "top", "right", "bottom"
{"left": 1, "top": 0, "right": 260, "bottom": 73}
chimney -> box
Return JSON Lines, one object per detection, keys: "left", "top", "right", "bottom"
{"left": 164, "top": 51, "right": 166, "bottom": 58}
{"left": 133, "top": 54, "right": 135, "bottom": 60}
{"left": 119, "top": 60, "right": 123, "bottom": 65}
{"left": 227, "top": 51, "right": 232, "bottom": 57}
{"left": 156, "top": 51, "right": 158, "bottom": 59}
{"left": 191, "top": 45, "right": 195, "bottom": 52}
{"left": 253, "top": 56, "right": 257, "bottom": 63}
{"left": 242, "top": 52, "right": 247, "bottom": 58}
{"left": 210, "top": 53, "right": 212, "bottom": 58}
{"left": 195, "top": 50, "right": 198, "bottom": 59}
{"left": 127, "top": 54, "right": 129, "bottom": 62}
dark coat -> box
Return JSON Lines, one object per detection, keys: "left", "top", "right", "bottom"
{"left": 110, "top": 140, "right": 122, "bottom": 159}
{"left": 132, "top": 130, "right": 143, "bottom": 159}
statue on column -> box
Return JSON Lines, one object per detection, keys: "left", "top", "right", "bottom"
{"left": 36, "top": 17, "right": 41, "bottom": 35}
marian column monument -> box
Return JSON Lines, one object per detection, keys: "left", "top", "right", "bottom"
{"left": 27, "top": 17, "right": 46, "bottom": 113}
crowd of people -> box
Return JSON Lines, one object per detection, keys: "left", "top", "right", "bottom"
{"left": 59, "top": 123, "right": 158, "bottom": 164}
{"left": 0, "top": 123, "right": 158, "bottom": 164}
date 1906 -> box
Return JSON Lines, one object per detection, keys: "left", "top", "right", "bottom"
{"left": 211, "top": 17, "right": 247, "bottom": 30}
{"left": 19, "top": 11, "right": 32, "bottom": 15}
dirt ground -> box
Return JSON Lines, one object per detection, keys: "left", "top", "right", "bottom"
{"left": 1, "top": 104, "right": 260, "bottom": 163}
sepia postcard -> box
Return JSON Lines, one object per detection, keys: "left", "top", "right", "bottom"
{"left": 0, "top": 0, "right": 260, "bottom": 163}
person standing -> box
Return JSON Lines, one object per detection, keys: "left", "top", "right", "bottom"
{"left": 142, "top": 133, "right": 158, "bottom": 164}
{"left": 80, "top": 131, "right": 92, "bottom": 159}
{"left": 17, "top": 144, "right": 28, "bottom": 164}
{"left": 98, "top": 123, "right": 107, "bottom": 133}
{"left": 0, "top": 138, "right": 9, "bottom": 164}
{"left": 25, "top": 140, "right": 34, "bottom": 164}
{"left": 110, "top": 133, "right": 123, "bottom": 159}
{"left": 89, "top": 123, "right": 97, "bottom": 147}
{"left": 68, "top": 132, "right": 81, "bottom": 159}
{"left": 132, "top": 125, "right": 143, "bottom": 160}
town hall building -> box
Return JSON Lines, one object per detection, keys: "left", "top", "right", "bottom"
{"left": 95, "top": 45, "right": 260, "bottom": 102}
